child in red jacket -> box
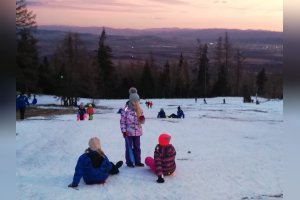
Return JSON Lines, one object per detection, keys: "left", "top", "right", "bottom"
{"left": 145, "top": 133, "right": 176, "bottom": 183}
{"left": 87, "top": 104, "right": 94, "bottom": 120}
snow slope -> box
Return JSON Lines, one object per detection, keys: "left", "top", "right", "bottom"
{"left": 16, "top": 97, "right": 283, "bottom": 200}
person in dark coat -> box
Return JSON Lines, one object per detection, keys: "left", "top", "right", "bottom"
{"left": 168, "top": 106, "right": 185, "bottom": 119}
{"left": 77, "top": 103, "right": 87, "bottom": 121}
{"left": 16, "top": 92, "right": 30, "bottom": 120}
{"left": 157, "top": 108, "right": 166, "bottom": 118}
{"left": 145, "top": 133, "right": 176, "bottom": 183}
{"left": 68, "top": 137, "right": 123, "bottom": 188}
{"left": 31, "top": 95, "right": 37, "bottom": 105}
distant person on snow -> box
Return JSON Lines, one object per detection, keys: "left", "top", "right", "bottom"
{"left": 157, "top": 108, "right": 166, "bottom": 118}
{"left": 223, "top": 98, "right": 226, "bottom": 104}
{"left": 16, "top": 92, "right": 30, "bottom": 120}
{"left": 145, "top": 101, "right": 150, "bottom": 109}
{"left": 168, "top": 106, "right": 185, "bottom": 119}
{"left": 68, "top": 137, "right": 123, "bottom": 188}
{"left": 31, "top": 95, "right": 37, "bottom": 105}
{"left": 120, "top": 87, "right": 145, "bottom": 167}
{"left": 204, "top": 98, "right": 207, "bottom": 104}
{"left": 149, "top": 101, "right": 153, "bottom": 108}
{"left": 77, "top": 103, "right": 87, "bottom": 121}
{"left": 87, "top": 104, "right": 94, "bottom": 120}
{"left": 145, "top": 133, "right": 176, "bottom": 183}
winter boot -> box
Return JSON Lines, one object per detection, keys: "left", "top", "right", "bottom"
{"left": 135, "top": 163, "right": 145, "bottom": 167}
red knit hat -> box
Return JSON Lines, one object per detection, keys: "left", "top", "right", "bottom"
{"left": 158, "top": 133, "right": 171, "bottom": 146}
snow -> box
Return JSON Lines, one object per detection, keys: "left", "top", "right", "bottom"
{"left": 16, "top": 96, "right": 283, "bottom": 200}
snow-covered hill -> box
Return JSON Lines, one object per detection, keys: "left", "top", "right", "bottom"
{"left": 16, "top": 96, "right": 283, "bottom": 200}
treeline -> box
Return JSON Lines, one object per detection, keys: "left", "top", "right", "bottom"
{"left": 16, "top": 0, "right": 282, "bottom": 103}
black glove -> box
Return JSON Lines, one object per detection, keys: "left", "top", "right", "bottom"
{"left": 68, "top": 183, "right": 78, "bottom": 188}
{"left": 156, "top": 175, "right": 165, "bottom": 183}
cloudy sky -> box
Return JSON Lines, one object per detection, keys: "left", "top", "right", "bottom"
{"left": 27, "top": 0, "right": 283, "bottom": 31}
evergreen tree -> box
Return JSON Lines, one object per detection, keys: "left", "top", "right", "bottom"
{"left": 197, "top": 43, "right": 209, "bottom": 97}
{"left": 234, "top": 49, "right": 245, "bottom": 96}
{"left": 159, "top": 61, "right": 171, "bottom": 98}
{"left": 38, "top": 57, "right": 54, "bottom": 94}
{"left": 174, "top": 53, "right": 184, "bottom": 97}
{"left": 212, "top": 64, "right": 228, "bottom": 96}
{"left": 141, "top": 61, "right": 154, "bottom": 98}
{"left": 224, "top": 32, "right": 233, "bottom": 94}
{"left": 97, "top": 28, "right": 115, "bottom": 98}
{"left": 182, "top": 60, "right": 190, "bottom": 97}
{"left": 256, "top": 68, "right": 267, "bottom": 96}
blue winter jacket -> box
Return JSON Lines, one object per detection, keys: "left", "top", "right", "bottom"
{"left": 72, "top": 151, "right": 112, "bottom": 186}
{"left": 157, "top": 110, "right": 166, "bottom": 118}
{"left": 16, "top": 95, "right": 30, "bottom": 110}
{"left": 32, "top": 98, "right": 37, "bottom": 105}
{"left": 177, "top": 109, "right": 185, "bottom": 118}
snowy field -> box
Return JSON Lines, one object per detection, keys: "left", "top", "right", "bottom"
{"left": 16, "top": 96, "right": 283, "bottom": 200}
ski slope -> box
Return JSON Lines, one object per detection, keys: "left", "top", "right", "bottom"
{"left": 16, "top": 96, "right": 283, "bottom": 200}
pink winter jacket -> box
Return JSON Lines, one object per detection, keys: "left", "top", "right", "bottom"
{"left": 120, "top": 106, "right": 143, "bottom": 137}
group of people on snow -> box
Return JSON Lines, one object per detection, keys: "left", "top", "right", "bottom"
{"left": 157, "top": 106, "right": 185, "bottom": 119}
{"left": 16, "top": 93, "right": 37, "bottom": 120}
{"left": 77, "top": 103, "right": 94, "bottom": 121}
{"left": 68, "top": 87, "right": 177, "bottom": 189}
{"left": 145, "top": 100, "right": 153, "bottom": 108}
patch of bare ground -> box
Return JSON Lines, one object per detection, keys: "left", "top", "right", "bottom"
{"left": 16, "top": 106, "right": 76, "bottom": 120}
{"left": 16, "top": 105, "right": 114, "bottom": 120}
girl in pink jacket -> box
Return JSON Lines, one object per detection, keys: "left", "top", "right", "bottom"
{"left": 120, "top": 87, "right": 145, "bottom": 167}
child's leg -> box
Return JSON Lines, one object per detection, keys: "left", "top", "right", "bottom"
{"left": 145, "top": 157, "right": 156, "bottom": 173}
{"left": 80, "top": 114, "right": 84, "bottom": 120}
{"left": 125, "top": 137, "right": 134, "bottom": 165}
{"left": 132, "top": 136, "right": 141, "bottom": 164}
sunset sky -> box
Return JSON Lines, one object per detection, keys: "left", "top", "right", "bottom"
{"left": 27, "top": 0, "right": 283, "bottom": 31}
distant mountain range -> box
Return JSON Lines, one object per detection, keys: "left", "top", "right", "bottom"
{"left": 39, "top": 25, "right": 282, "bottom": 41}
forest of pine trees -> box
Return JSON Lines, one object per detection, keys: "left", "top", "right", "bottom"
{"left": 16, "top": 0, "right": 283, "bottom": 102}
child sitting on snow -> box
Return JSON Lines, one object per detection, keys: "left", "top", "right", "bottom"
{"left": 86, "top": 104, "right": 94, "bottom": 120}
{"left": 77, "top": 103, "right": 87, "bottom": 120}
{"left": 145, "top": 133, "right": 176, "bottom": 183}
{"left": 68, "top": 137, "right": 123, "bottom": 188}
{"left": 168, "top": 106, "right": 185, "bottom": 118}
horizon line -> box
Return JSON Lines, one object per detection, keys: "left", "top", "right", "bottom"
{"left": 38, "top": 24, "right": 283, "bottom": 33}
{"left": 37, "top": 24, "right": 283, "bottom": 33}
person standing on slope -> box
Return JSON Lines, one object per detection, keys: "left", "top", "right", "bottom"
{"left": 16, "top": 92, "right": 30, "bottom": 120}
{"left": 87, "top": 104, "right": 94, "bottom": 120}
{"left": 120, "top": 87, "right": 145, "bottom": 167}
